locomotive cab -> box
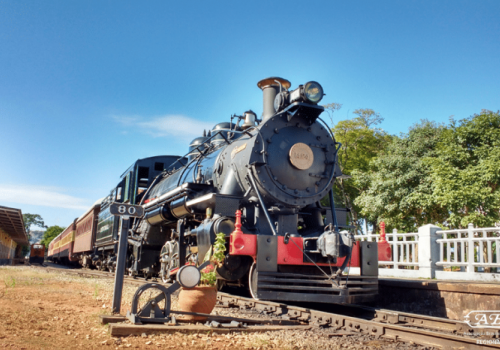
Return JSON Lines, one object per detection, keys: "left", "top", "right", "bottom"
{"left": 93, "top": 155, "right": 184, "bottom": 274}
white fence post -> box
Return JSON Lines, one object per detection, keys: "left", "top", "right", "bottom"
{"left": 418, "top": 224, "right": 441, "bottom": 278}
{"left": 393, "top": 229, "right": 399, "bottom": 269}
{"left": 467, "top": 223, "right": 475, "bottom": 276}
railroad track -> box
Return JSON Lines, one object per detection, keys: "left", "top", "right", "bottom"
{"left": 35, "top": 264, "right": 500, "bottom": 349}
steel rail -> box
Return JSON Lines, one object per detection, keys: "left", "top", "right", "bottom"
{"left": 216, "top": 292, "right": 500, "bottom": 349}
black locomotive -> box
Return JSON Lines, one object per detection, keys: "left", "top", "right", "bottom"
{"left": 119, "top": 77, "right": 382, "bottom": 304}
{"left": 52, "top": 77, "right": 385, "bottom": 303}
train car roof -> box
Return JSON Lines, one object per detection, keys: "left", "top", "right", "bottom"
{"left": 49, "top": 218, "right": 77, "bottom": 243}
{"left": 76, "top": 198, "right": 104, "bottom": 223}
{"left": 119, "top": 155, "right": 183, "bottom": 179}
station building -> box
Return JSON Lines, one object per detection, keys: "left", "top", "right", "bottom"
{"left": 0, "top": 205, "right": 29, "bottom": 265}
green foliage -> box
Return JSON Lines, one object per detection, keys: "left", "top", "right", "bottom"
{"left": 22, "top": 214, "right": 47, "bottom": 254}
{"left": 354, "top": 111, "right": 500, "bottom": 230}
{"left": 323, "top": 102, "right": 343, "bottom": 127}
{"left": 323, "top": 103, "right": 500, "bottom": 232}
{"left": 355, "top": 120, "right": 447, "bottom": 232}
{"left": 329, "top": 108, "right": 392, "bottom": 232}
{"left": 4, "top": 276, "right": 16, "bottom": 288}
{"left": 426, "top": 110, "right": 500, "bottom": 228}
{"left": 199, "top": 264, "right": 217, "bottom": 286}
{"left": 199, "top": 233, "right": 227, "bottom": 286}
{"left": 21, "top": 213, "right": 47, "bottom": 256}
{"left": 211, "top": 232, "right": 227, "bottom": 266}
{"left": 334, "top": 109, "right": 388, "bottom": 174}
{"left": 23, "top": 213, "right": 47, "bottom": 235}
{"left": 40, "top": 225, "right": 65, "bottom": 248}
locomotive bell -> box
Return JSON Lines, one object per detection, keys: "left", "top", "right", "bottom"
{"left": 241, "top": 110, "right": 257, "bottom": 130}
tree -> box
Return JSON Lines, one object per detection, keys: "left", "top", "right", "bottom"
{"left": 329, "top": 108, "right": 392, "bottom": 233}
{"left": 427, "top": 110, "right": 500, "bottom": 228}
{"left": 23, "top": 213, "right": 47, "bottom": 238}
{"left": 40, "top": 226, "right": 65, "bottom": 248}
{"left": 22, "top": 214, "right": 47, "bottom": 254}
{"left": 355, "top": 120, "right": 447, "bottom": 232}
{"left": 323, "top": 103, "right": 343, "bottom": 127}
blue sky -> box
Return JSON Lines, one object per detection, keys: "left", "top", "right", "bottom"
{"left": 0, "top": 1, "right": 499, "bottom": 230}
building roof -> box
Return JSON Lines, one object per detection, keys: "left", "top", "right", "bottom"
{"left": 0, "top": 206, "right": 29, "bottom": 246}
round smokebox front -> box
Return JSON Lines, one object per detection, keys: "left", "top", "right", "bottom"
{"left": 259, "top": 123, "right": 336, "bottom": 206}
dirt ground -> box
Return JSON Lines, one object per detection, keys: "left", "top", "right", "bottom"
{"left": 0, "top": 265, "right": 429, "bottom": 350}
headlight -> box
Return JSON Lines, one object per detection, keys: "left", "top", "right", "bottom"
{"left": 281, "top": 81, "right": 324, "bottom": 109}
{"left": 177, "top": 265, "right": 201, "bottom": 288}
{"left": 304, "top": 81, "right": 323, "bottom": 104}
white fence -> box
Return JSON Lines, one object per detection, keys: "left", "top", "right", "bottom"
{"left": 435, "top": 224, "right": 500, "bottom": 281}
{"left": 349, "top": 224, "right": 500, "bottom": 282}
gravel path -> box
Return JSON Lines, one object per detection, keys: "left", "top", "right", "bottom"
{"left": 0, "top": 265, "right": 436, "bottom": 349}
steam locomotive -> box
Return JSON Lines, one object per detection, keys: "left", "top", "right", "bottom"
{"left": 49, "top": 77, "right": 390, "bottom": 304}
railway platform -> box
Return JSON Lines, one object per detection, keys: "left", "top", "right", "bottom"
{"left": 376, "top": 277, "right": 500, "bottom": 321}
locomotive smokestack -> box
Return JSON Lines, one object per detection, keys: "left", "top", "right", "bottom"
{"left": 257, "top": 77, "right": 291, "bottom": 122}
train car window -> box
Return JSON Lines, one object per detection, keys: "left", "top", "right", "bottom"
{"left": 110, "top": 188, "right": 117, "bottom": 204}
{"left": 124, "top": 172, "right": 131, "bottom": 202}
{"left": 136, "top": 167, "right": 150, "bottom": 202}
{"left": 138, "top": 166, "right": 149, "bottom": 180}
{"left": 116, "top": 187, "right": 122, "bottom": 201}
{"left": 154, "top": 162, "right": 164, "bottom": 171}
